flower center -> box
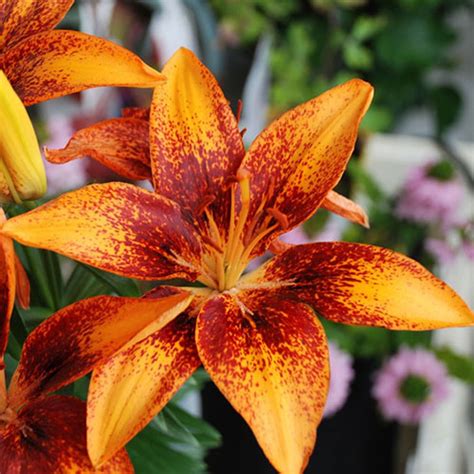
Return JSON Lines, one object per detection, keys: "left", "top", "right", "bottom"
{"left": 197, "top": 168, "right": 282, "bottom": 292}
{"left": 399, "top": 374, "right": 431, "bottom": 404}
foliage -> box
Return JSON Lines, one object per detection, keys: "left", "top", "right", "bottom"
{"left": 211, "top": 0, "right": 471, "bottom": 135}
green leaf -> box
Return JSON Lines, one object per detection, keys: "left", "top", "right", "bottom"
{"left": 352, "top": 15, "right": 386, "bottom": 42}
{"left": 343, "top": 41, "right": 373, "bottom": 70}
{"left": 127, "top": 424, "right": 207, "bottom": 474}
{"left": 79, "top": 264, "right": 141, "bottom": 297}
{"left": 17, "top": 306, "right": 53, "bottom": 331}
{"left": 64, "top": 264, "right": 110, "bottom": 304}
{"left": 435, "top": 347, "right": 474, "bottom": 384}
{"left": 153, "top": 403, "right": 221, "bottom": 449}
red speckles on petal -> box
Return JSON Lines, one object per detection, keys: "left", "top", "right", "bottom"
{"left": 196, "top": 293, "right": 329, "bottom": 474}
{"left": 0, "top": 0, "right": 73, "bottom": 50}
{"left": 45, "top": 117, "right": 152, "bottom": 181}
{"left": 150, "top": 48, "right": 245, "bottom": 233}
{"left": 87, "top": 312, "right": 200, "bottom": 466}
{"left": 0, "top": 396, "right": 133, "bottom": 473}
{"left": 240, "top": 79, "right": 373, "bottom": 257}
{"left": 248, "top": 242, "right": 474, "bottom": 330}
{"left": 2, "top": 182, "right": 203, "bottom": 281}
{"left": 2, "top": 30, "right": 163, "bottom": 106}
{"left": 8, "top": 292, "right": 192, "bottom": 408}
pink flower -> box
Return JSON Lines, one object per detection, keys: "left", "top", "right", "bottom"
{"left": 425, "top": 238, "right": 455, "bottom": 265}
{"left": 395, "top": 161, "right": 464, "bottom": 229}
{"left": 323, "top": 342, "right": 354, "bottom": 417}
{"left": 372, "top": 347, "right": 449, "bottom": 424}
{"left": 463, "top": 241, "right": 474, "bottom": 261}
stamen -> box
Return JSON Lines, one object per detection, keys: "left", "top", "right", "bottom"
{"left": 267, "top": 207, "right": 289, "bottom": 230}
{"left": 226, "top": 168, "right": 251, "bottom": 268}
{"left": 196, "top": 193, "right": 216, "bottom": 215}
{"left": 236, "top": 99, "right": 243, "bottom": 123}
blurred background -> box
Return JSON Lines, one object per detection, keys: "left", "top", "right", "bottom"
{"left": 31, "top": 1, "right": 474, "bottom": 473}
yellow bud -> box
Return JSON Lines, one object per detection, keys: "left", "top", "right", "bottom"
{"left": 0, "top": 71, "right": 46, "bottom": 203}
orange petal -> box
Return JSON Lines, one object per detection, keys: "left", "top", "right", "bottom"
{"left": 0, "top": 395, "right": 133, "bottom": 473}
{"left": 196, "top": 293, "right": 329, "bottom": 474}
{"left": 240, "top": 79, "right": 373, "bottom": 256}
{"left": 2, "top": 182, "right": 202, "bottom": 280}
{"left": 45, "top": 117, "right": 152, "bottom": 181}
{"left": 321, "top": 190, "right": 369, "bottom": 228}
{"left": 8, "top": 291, "right": 193, "bottom": 408}
{"left": 2, "top": 30, "right": 164, "bottom": 106}
{"left": 0, "top": 209, "right": 16, "bottom": 360}
{"left": 13, "top": 253, "right": 30, "bottom": 309}
{"left": 87, "top": 311, "right": 199, "bottom": 466}
{"left": 244, "top": 242, "right": 474, "bottom": 330}
{"left": 0, "top": 0, "right": 73, "bottom": 50}
{"left": 150, "top": 48, "right": 245, "bottom": 225}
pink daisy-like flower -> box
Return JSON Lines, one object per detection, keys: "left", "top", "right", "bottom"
{"left": 425, "top": 238, "right": 456, "bottom": 265}
{"left": 323, "top": 342, "right": 355, "bottom": 418}
{"left": 395, "top": 160, "right": 463, "bottom": 229}
{"left": 372, "top": 347, "right": 449, "bottom": 424}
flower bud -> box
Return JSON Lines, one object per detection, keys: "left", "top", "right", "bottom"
{"left": 0, "top": 71, "right": 46, "bottom": 203}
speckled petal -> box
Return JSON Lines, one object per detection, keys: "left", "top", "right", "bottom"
{"left": 2, "top": 30, "right": 163, "bottom": 106}
{"left": 243, "top": 242, "right": 474, "bottom": 330}
{"left": 45, "top": 117, "right": 151, "bottom": 181}
{"left": 150, "top": 48, "right": 245, "bottom": 226}
{"left": 87, "top": 312, "right": 200, "bottom": 466}
{"left": 0, "top": 396, "right": 133, "bottom": 473}
{"left": 240, "top": 79, "right": 373, "bottom": 256}
{"left": 0, "top": 209, "right": 15, "bottom": 360}
{"left": 0, "top": 0, "right": 73, "bottom": 50}
{"left": 2, "top": 182, "right": 202, "bottom": 280}
{"left": 7, "top": 291, "right": 193, "bottom": 408}
{"left": 196, "top": 293, "right": 329, "bottom": 474}
{"left": 321, "top": 190, "right": 369, "bottom": 228}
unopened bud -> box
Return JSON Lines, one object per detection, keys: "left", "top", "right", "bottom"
{"left": 0, "top": 71, "right": 46, "bottom": 203}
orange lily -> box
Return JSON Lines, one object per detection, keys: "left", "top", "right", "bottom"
{"left": 0, "top": 279, "right": 192, "bottom": 472}
{"left": 2, "top": 49, "right": 473, "bottom": 473}
{"left": 0, "top": 0, "right": 163, "bottom": 107}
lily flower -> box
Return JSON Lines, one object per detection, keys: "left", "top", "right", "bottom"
{"left": 2, "top": 49, "right": 473, "bottom": 474}
{"left": 0, "top": 278, "right": 192, "bottom": 472}
{"left": 0, "top": 0, "right": 163, "bottom": 107}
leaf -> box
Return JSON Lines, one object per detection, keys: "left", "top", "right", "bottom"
{"left": 435, "top": 347, "right": 474, "bottom": 384}
{"left": 79, "top": 264, "right": 141, "bottom": 297}
{"left": 127, "top": 423, "right": 208, "bottom": 474}
{"left": 352, "top": 16, "right": 386, "bottom": 42}
{"left": 64, "top": 264, "right": 110, "bottom": 304}
{"left": 152, "top": 402, "right": 221, "bottom": 449}
{"left": 16, "top": 306, "right": 53, "bottom": 331}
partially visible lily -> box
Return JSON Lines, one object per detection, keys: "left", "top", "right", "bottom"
{"left": 0, "top": 0, "right": 163, "bottom": 107}
{"left": 2, "top": 49, "right": 473, "bottom": 474}
{"left": 0, "top": 208, "right": 29, "bottom": 376}
{"left": 0, "top": 283, "right": 192, "bottom": 472}
{"left": 0, "top": 71, "right": 46, "bottom": 203}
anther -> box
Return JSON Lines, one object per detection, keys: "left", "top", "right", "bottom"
{"left": 267, "top": 207, "right": 289, "bottom": 230}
